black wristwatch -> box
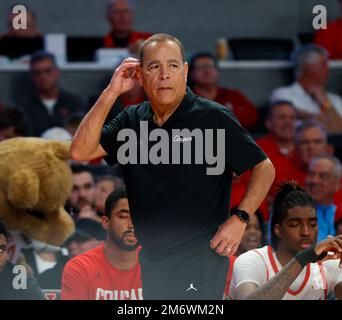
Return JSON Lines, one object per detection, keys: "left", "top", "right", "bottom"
{"left": 231, "top": 208, "right": 250, "bottom": 224}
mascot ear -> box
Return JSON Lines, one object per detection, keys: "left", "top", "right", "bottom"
{"left": 51, "top": 141, "right": 71, "bottom": 161}
{"left": 7, "top": 170, "right": 39, "bottom": 208}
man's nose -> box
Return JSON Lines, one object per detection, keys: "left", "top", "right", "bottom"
{"left": 310, "top": 173, "right": 321, "bottom": 184}
{"left": 301, "top": 224, "right": 310, "bottom": 236}
{"left": 128, "top": 219, "right": 134, "bottom": 230}
{"left": 158, "top": 66, "right": 170, "bottom": 80}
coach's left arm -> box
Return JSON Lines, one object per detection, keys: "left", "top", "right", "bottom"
{"left": 210, "top": 158, "right": 275, "bottom": 257}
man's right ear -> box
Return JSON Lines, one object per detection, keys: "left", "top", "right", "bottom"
{"left": 101, "top": 216, "right": 109, "bottom": 231}
{"left": 136, "top": 67, "right": 143, "bottom": 86}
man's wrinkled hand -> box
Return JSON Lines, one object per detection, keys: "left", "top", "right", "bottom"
{"left": 210, "top": 215, "right": 247, "bottom": 257}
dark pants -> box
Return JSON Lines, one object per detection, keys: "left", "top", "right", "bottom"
{"left": 139, "top": 233, "right": 229, "bottom": 300}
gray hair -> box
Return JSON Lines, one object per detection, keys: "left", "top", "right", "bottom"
{"left": 292, "top": 44, "right": 329, "bottom": 79}
{"left": 310, "top": 154, "right": 342, "bottom": 179}
{"left": 295, "top": 119, "right": 327, "bottom": 144}
{"left": 139, "top": 33, "right": 185, "bottom": 66}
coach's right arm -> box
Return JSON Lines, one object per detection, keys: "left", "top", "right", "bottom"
{"left": 70, "top": 58, "right": 140, "bottom": 162}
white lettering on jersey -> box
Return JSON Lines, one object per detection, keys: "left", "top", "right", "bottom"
{"left": 95, "top": 288, "right": 143, "bottom": 300}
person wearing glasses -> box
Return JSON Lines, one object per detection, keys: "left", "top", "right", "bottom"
{"left": 13, "top": 51, "right": 85, "bottom": 136}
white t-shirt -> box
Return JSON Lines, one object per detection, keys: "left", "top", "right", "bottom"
{"left": 34, "top": 252, "right": 57, "bottom": 274}
{"left": 270, "top": 82, "right": 342, "bottom": 117}
{"left": 41, "top": 98, "right": 57, "bottom": 115}
{"left": 230, "top": 245, "right": 342, "bottom": 300}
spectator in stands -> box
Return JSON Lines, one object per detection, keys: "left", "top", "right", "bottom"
{"left": 256, "top": 101, "right": 297, "bottom": 195}
{"left": 104, "top": 0, "right": 151, "bottom": 50}
{"left": 0, "top": 219, "right": 45, "bottom": 299}
{"left": 95, "top": 175, "right": 124, "bottom": 215}
{"left": 295, "top": 121, "right": 342, "bottom": 220}
{"left": 314, "top": 0, "right": 342, "bottom": 59}
{"left": 22, "top": 218, "right": 102, "bottom": 294}
{"left": 0, "top": 108, "right": 28, "bottom": 142}
{"left": 293, "top": 120, "right": 331, "bottom": 185}
{"left": 61, "top": 188, "right": 142, "bottom": 300}
{"left": 65, "top": 218, "right": 106, "bottom": 260}
{"left": 270, "top": 44, "right": 342, "bottom": 133}
{"left": 305, "top": 155, "right": 341, "bottom": 241}
{"left": 188, "top": 52, "right": 258, "bottom": 130}
{"left": 230, "top": 101, "right": 297, "bottom": 221}
{"left": 14, "top": 51, "right": 85, "bottom": 136}
{"left": 230, "top": 181, "right": 342, "bottom": 300}
{"left": 223, "top": 210, "right": 265, "bottom": 298}
{"left": 0, "top": 6, "right": 43, "bottom": 59}
{"left": 2, "top": 6, "right": 41, "bottom": 38}
{"left": 68, "top": 165, "right": 99, "bottom": 222}
{"left": 22, "top": 243, "right": 68, "bottom": 291}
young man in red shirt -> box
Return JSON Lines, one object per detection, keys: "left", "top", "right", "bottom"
{"left": 61, "top": 188, "right": 142, "bottom": 300}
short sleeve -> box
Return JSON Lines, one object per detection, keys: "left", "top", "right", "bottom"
{"left": 219, "top": 108, "right": 267, "bottom": 175}
{"left": 61, "top": 258, "right": 89, "bottom": 300}
{"left": 100, "top": 110, "right": 127, "bottom": 166}
{"left": 230, "top": 250, "right": 268, "bottom": 299}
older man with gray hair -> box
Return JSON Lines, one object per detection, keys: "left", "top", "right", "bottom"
{"left": 305, "top": 154, "right": 342, "bottom": 241}
{"left": 270, "top": 44, "right": 342, "bottom": 133}
{"left": 103, "top": 0, "right": 151, "bottom": 50}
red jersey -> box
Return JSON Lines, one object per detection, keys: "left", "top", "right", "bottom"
{"left": 314, "top": 18, "right": 342, "bottom": 59}
{"left": 256, "top": 135, "right": 298, "bottom": 196}
{"left": 103, "top": 31, "right": 152, "bottom": 48}
{"left": 231, "top": 173, "right": 270, "bottom": 220}
{"left": 61, "top": 244, "right": 142, "bottom": 300}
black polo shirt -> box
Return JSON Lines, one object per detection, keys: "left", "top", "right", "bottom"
{"left": 100, "top": 88, "right": 267, "bottom": 253}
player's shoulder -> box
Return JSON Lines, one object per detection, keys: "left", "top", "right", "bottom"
{"left": 235, "top": 246, "right": 269, "bottom": 265}
{"left": 321, "top": 259, "right": 342, "bottom": 272}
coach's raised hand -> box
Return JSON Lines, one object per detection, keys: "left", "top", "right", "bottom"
{"left": 71, "top": 58, "right": 140, "bottom": 162}
{"left": 108, "top": 57, "right": 140, "bottom": 96}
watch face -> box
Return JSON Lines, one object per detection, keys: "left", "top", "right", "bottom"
{"left": 240, "top": 211, "right": 250, "bottom": 222}
{"left": 234, "top": 209, "right": 250, "bottom": 223}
